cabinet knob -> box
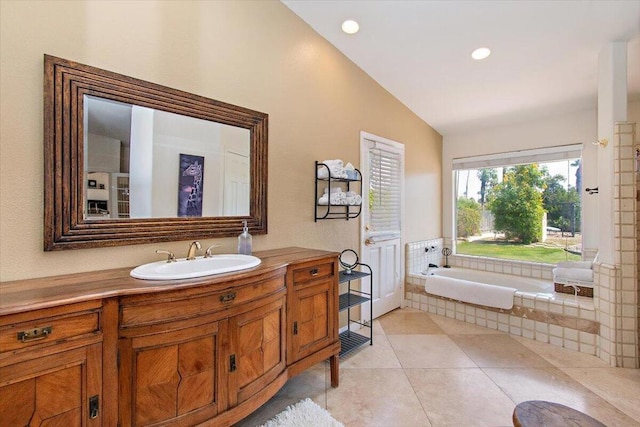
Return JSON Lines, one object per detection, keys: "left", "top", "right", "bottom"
{"left": 310, "top": 268, "right": 319, "bottom": 276}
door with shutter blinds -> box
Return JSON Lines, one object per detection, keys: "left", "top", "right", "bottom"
{"left": 360, "top": 132, "right": 404, "bottom": 319}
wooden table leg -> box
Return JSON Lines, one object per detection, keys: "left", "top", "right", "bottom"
{"left": 329, "top": 354, "right": 339, "bottom": 387}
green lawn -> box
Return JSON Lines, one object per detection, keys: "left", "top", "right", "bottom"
{"left": 456, "top": 240, "right": 581, "bottom": 264}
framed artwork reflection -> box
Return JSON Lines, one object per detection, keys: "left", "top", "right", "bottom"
{"left": 178, "top": 153, "right": 205, "bottom": 217}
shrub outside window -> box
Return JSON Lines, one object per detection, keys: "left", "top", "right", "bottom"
{"left": 454, "top": 158, "right": 582, "bottom": 264}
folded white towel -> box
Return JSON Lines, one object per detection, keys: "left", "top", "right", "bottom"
{"left": 425, "top": 275, "right": 515, "bottom": 310}
{"left": 317, "top": 160, "right": 347, "bottom": 179}
{"left": 553, "top": 267, "right": 594, "bottom": 282}
{"left": 317, "top": 166, "right": 347, "bottom": 179}
{"left": 556, "top": 261, "right": 592, "bottom": 269}
{"left": 318, "top": 194, "right": 345, "bottom": 205}
{"left": 323, "top": 159, "right": 344, "bottom": 168}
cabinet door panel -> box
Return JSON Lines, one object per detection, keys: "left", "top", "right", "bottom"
{"left": 0, "top": 380, "right": 34, "bottom": 425}
{"left": 134, "top": 345, "right": 181, "bottom": 425}
{"left": 229, "top": 296, "right": 286, "bottom": 406}
{"left": 289, "top": 280, "right": 334, "bottom": 362}
{"left": 122, "top": 321, "right": 221, "bottom": 427}
{"left": 177, "top": 337, "right": 216, "bottom": 415}
{"left": 0, "top": 344, "right": 101, "bottom": 427}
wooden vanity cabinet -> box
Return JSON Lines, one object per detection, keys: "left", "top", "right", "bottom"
{"left": 0, "top": 301, "right": 103, "bottom": 426}
{"left": 0, "top": 248, "right": 340, "bottom": 427}
{"left": 287, "top": 257, "right": 340, "bottom": 386}
{"left": 118, "top": 319, "right": 224, "bottom": 427}
{"left": 117, "top": 269, "right": 288, "bottom": 427}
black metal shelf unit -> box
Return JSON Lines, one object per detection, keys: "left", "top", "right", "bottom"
{"left": 338, "top": 263, "right": 372, "bottom": 356}
{"left": 314, "top": 161, "right": 362, "bottom": 221}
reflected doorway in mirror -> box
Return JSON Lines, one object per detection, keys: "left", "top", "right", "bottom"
{"left": 178, "top": 154, "right": 205, "bottom": 217}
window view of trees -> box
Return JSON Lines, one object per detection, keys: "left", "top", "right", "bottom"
{"left": 455, "top": 159, "right": 582, "bottom": 264}
{"left": 457, "top": 197, "right": 482, "bottom": 238}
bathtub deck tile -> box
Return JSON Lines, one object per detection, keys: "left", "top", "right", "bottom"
{"left": 535, "top": 333, "right": 549, "bottom": 343}
{"left": 407, "top": 266, "right": 603, "bottom": 360}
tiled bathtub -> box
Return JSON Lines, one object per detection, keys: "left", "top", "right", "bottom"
{"left": 405, "top": 239, "right": 599, "bottom": 355}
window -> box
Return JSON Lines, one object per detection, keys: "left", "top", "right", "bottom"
{"left": 367, "top": 144, "right": 402, "bottom": 240}
{"left": 453, "top": 145, "right": 582, "bottom": 264}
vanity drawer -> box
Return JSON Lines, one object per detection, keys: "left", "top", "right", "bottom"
{"left": 120, "top": 275, "right": 286, "bottom": 328}
{"left": 0, "top": 303, "right": 101, "bottom": 354}
{"left": 292, "top": 261, "right": 335, "bottom": 284}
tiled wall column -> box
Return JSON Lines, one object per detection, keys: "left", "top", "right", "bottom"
{"left": 601, "top": 121, "right": 638, "bottom": 368}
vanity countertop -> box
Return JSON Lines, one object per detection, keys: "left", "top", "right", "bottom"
{"left": 0, "top": 247, "right": 337, "bottom": 316}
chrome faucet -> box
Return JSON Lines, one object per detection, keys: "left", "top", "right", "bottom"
{"left": 186, "top": 241, "right": 201, "bottom": 260}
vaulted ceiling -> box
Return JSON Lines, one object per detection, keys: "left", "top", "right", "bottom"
{"left": 283, "top": 1, "right": 640, "bottom": 136}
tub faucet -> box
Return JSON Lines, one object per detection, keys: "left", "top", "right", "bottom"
{"left": 564, "top": 283, "right": 580, "bottom": 296}
{"left": 186, "top": 241, "right": 201, "bottom": 260}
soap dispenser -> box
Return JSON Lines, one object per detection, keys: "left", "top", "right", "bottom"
{"left": 238, "top": 220, "right": 252, "bottom": 255}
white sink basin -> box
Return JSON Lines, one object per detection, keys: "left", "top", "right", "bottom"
{"left": 131, "top": 254, "right": 261, "bottom": 280}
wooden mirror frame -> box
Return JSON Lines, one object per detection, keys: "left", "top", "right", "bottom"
{"left": 43, "top": 55, "right": 267, "bottom": 251}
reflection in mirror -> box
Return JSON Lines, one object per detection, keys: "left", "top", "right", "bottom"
{"left": 84, "top": 96, "right": 250, "bottom": 220}
{"left": 44, "top": 55, "right": 267, "bottom": 250}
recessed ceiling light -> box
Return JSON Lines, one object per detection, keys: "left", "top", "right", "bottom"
{"left": 471, "top": 47, "right": 491, "bottom": 60}
{"left": 341, "top": 19, "right": 359, "bottom": 35}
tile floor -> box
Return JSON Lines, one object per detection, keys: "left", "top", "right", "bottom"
{"left": 236, "top": 308, "right": 640, "bottom": 427}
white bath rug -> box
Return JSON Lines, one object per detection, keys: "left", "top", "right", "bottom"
{"left": 259, "top": 398, "right": 344, "bottom": 427}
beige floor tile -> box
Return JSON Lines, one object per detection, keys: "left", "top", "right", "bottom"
{"left": 561, "top": 367, "right": 640, "bottom": 424}
{"left": 379, "top": 308, "right": 445, "bottom": 335}
{"left": 372, "top": 319, "right": 385, "bottom": 336}
{"left": 406, "top": 368, "right": 515, "bottom": 426}
{"left": 327, "top": 368, "right": 431, "bottom": 427}
{"left": 235, "top": 306, "right": 638, "bottom": 426}
{"left": 483, "top": 367, "right": 638, "bottom": 427}
{"left": 512, "top": 335, "right": 610, "bottom": 368}
{"left": 234, "top": 363, "right": 328, "bottom": 427}
{"left": 387, "top": 334, "right": 477, "bottom": 368}
{"left": 450, "top": 334, "right": 554, "bottom": 368}
{"left": 428, "top": 312, "right": 505, "bottom": 335}
{"left": 340, "top": 333, "right": 402, "bottom": 369}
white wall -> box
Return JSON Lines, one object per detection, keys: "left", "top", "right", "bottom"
{"left": 129, "top": 106, "right": 155, "bottom": 218}
{"left": 442, "top": 108, "right": 598, "bottom": 248}
{"left": 629, "top": 99, "right": 640, "bottom": 136}
{"left": 596, "top": 42, "right": 628, "bottom": 265}
{"left": 152, "top": 110, "right": 224, "bottom": 217}
{"left": 87, "top": 133, "right": 121, "bottom": 172}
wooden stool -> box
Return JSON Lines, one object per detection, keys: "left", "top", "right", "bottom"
{"left": 513, "top": 400, "right": 607, "bottom": 427}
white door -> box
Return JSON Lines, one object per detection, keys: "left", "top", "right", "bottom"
{"left": 223, "top": 151, "right": 250, "bottom": 216}
{"left": 360, "top": 132, "right": 404, "bottom": 320}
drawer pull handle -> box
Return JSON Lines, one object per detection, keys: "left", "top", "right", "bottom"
{"left": 219, "top": 292, "right": 237, "bottom": 303}
{"left": 310, "top": 268, "right": 319, "bottom": 276}
{"left": 17, "top": 326, "right": 52, "bottom": 342}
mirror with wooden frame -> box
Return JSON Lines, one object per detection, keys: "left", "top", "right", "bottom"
{"left": 44, "top": 55, "right": 268, "bottom": 250}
